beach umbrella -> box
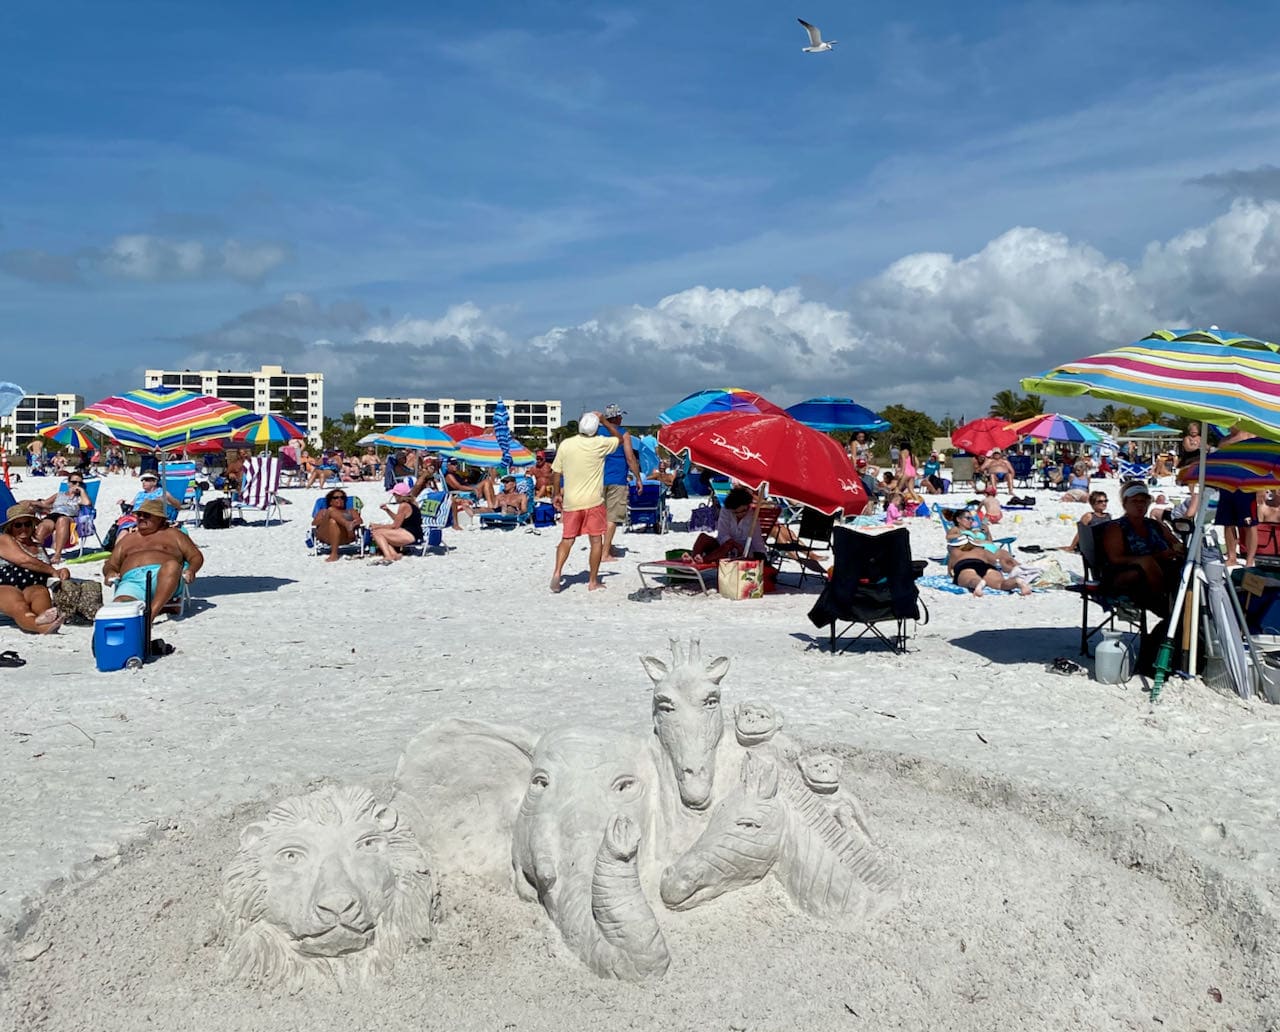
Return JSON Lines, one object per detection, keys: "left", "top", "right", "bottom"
{"left": 492, "top": 398, "right": 514, "bottom": 471}
{"left": 37, "top": 421, "right": 99, "bottom": 451}
{"left": 440, "top": 422, "right": 486, "bottom": 442}
{"left": 1024, "top": 327, "right": 1280, "bottom": 699}
{"left": 635, "top": 433, "right": 660, "bottom": 476}
{"left": 0, "top": 382, "right": 25, "bottom": 418}
{"left": 785, "top": 397, "right": 890, "bottom": 433}
{"left": 658, "top": 412, "right": 869, "bottom": 516}
{"left": 370, "top": 425, "right": 455, "bottom": 450}
{"left": 1129, "top": 423, "right": 1180, "bottom": 437}
{"left": 950, "top": 417, "right": 1020, "bottom": 455}
{"left": 658, "top": 388, "right": 788, "bottom": 425}
{"left": 1003, "top": 413, "right": 1106, "bottom": 444}
{"left": 181, "top": 437, "right": 231, "bottom": 456}
{"left": 69, "top": 386, "right": 251, "bottom": 452}
{"left": 232, "top": 413, "right": 307, "bottom": 446}
{"left": 445, "top": 434, "right": 536, "bottom": 468}
{"left": 1176, "top": 439, "right": 1280, "bottom": 492}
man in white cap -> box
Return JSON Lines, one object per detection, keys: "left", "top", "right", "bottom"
{"left": 549, "top": 412, "right": 626, "bottom": 592}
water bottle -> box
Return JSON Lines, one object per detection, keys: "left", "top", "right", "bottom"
{"left": 1093, "top": 631, "right": 1131, "bottom": 683}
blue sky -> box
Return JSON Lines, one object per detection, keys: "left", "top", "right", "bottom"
{"left": 5, "top": 0, "right": 1280, "bottom": 421}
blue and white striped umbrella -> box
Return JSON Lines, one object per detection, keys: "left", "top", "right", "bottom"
{"left": 492, "top": 398, "right": 514, "bottom": 471}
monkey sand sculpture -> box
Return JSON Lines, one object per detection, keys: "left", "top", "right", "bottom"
{"left": 225, "top": 640, "right": 900, "bottom": 988}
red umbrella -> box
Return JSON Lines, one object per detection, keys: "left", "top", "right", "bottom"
{"left": 951, "top": 417, "right": 1019, "bottom": 455}
{"left": 658, "top": 412, "right": 869, "bottom": 515}
{"left": 440, "top": 422, "right": 486, "bottom": 442}
{"left": 181, "top": 437, "right": 231, "bottom": 456}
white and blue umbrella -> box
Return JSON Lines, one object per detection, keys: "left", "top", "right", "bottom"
{"left": 0, "top": 382, "right": 25, "bottom": 418}
{"left": 492, "top": 398, "right": 514, "bottom": 471}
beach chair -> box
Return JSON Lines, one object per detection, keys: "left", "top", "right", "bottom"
{"left": 637, "top": 550, "right": 720, "bottom": 594}
{"left": 937, "top": 507, "right": 1017, "bottom": 555}
{"left": 58, "top": 478, "right": 105, "bottom": 556}
{"left": 1010, "top": 454, "right": 1033, "bottom": 489}
{"left": 478, "top": 476, "right": 534, "bottom": 529}
{"left": 708, "top": 476, "right": 732, "bottom": 504}
{"left": 949, "top": 455, "right": 976, "bottom": 491}
{"left": 162, "top": 461, "right": 202, "bottom": 525}
{"left": 770, "top": 506, "right": 836, "bottom": 588}
{"left": 626, "top": 481, "right": 669, "bottom": 534}
{"left": 233, "top": 455, "right": 283, "bottom": 526}
{"left": 1118, "top": 459, "right": 1153, "bottom": 484}
{"left": 399, "top": 491, "right": 453, "bottom": 556}
{"left": 306, "top": 496, "right": 369, "bottom": 556}
{"left": 1064, "top": 520, "right": 1148, "bottom": 656}
{"left": 279, "top": 450, "right": 305, "bottom": 488}
{"left": 807, "top": 526, "right": 928, "bottom": 654}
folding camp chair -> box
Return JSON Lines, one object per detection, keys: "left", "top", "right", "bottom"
{"left": 637, "top": 551, "right": 720, "bottom": 594}
{"left": 400, "top": 491, "right": 453, "bottom": 555}
{"left": 807, "top": 526, "right": 928, "bottom": 654}
{"left": 162, "top": 461, "right": 203, "bottom": 525}
{"left": 233, "top": 455, "right": 283, "bottom": 526}
{"left": 306, "top": 496, "right": 369, "bottom": 556}
{"left": 770, "top": 506, "right": 836, "bottom": 588}
{"left": 708, "top": 476, "right": 732, "bottom": 504}
{"left": 55, "top": 478, "right": 105, "bottom": 556}
{"left": 478, "top": 475, "right": 534, "bottom": 529}
{"left": 1118, "top": 459, "right": 1152, "bottom": 483}
{"left": 1064, "top": 520, "right": 1148, "bottom": 656}
{"left": 949, "top": 455, "right": 976, "bottom": 491}
{"left": 626, "top": 481, "right": 669, "bottom": 534}
{"left": 1010, "top": 454, "right": 1034, "bottom": 488}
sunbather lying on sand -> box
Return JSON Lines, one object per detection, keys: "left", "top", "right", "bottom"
{"left": 943, "top": 508, "right": 1030, "bottom": 596}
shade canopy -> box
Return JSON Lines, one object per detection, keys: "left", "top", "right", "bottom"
{"left": 1004, "top": 413, "right": 1106, "bottom": 444}
{"left": 658, "top": 388, "right": 788, "bottom": 425}
{"left": 658, "top": 412, "right": 868, "bottom": 515}
{"left": 440, "top": 422, "right": 486, "bottom": 442}
{"left": 232, "top": 413, "right": 307, "bottom": 445}
{"left": 785, "top": 397, "right": 890, "bottom": 433}
{"left": 370, "top": 425, "right": 455, "bottom": 450}
{"left": 1128, "top": 423, "right": 1180, "bottom": 436}
{"left": 69, "top": 386, "right": 252, "bottom": 451}
{"left": 951, "top": 417, "right": 1020, "bottom": 455}
{"left": 1022, "top": 329, "right": 1280, "bottom": 440}
{"left": 445, "top": 434, "right": 536, "bottom": 468}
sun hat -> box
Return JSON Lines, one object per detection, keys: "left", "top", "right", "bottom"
{"left": 140, "top": 471, "right": 159, "bottom": 481}
{"left": 1122, "top": 483, "right": 1152, "bottom": 501}
{"left": 135, "top": 498, "right": 170, "bottom": 521}
{"left": 0, "top": 502, "right": 38, "bottom": 531}
{"left": 604, "top": 403, "right": 626, "bottom": 420}
{"left": 390, "top": 482, "right": 411, "bottom": 497}
{"left": 536, "top": 450, "right": 547, "bottom": 459}
{"left": 579, "top": 412, "right": 600, "bottom": 436}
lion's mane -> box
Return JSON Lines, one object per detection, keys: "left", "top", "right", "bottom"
{"left": 218, "top": 785, "right": 438, "bottom": 992}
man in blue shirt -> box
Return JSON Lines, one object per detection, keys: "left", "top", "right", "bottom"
{"left": 597, "top": 403, "right": 642, "bottom": 561}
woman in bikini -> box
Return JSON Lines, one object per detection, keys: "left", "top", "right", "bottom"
{"left": 0, "top": 504, "right": 68, "bottom": 633}
{"left": 943, "top": 508, "right": 1030, "bottom": 596}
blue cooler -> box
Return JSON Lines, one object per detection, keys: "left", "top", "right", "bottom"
{"left": 93, "top": 601, "right": 147, "bottom": 671}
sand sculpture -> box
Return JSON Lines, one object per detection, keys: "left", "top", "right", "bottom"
{"left": 225, "top": 641, "right": 899, "bottom": 988}
{"left": 218, "top": 785, "right": 438, "bottom": 992}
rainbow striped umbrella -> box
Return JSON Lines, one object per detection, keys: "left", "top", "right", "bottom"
{"left": 69, "top": 386, "right": 251, "bottom": 451}
{"left": 658, "top": 388, "right": 788, "bottom": 425}
{"left": 1004, "top": 412, "right": 1106, "bottom": 444}
{"left": 445, "top": 434, "right": 535, "bottom": 468}
{"left": 232, "top": 413, "right": 307, "bottom": 445}
{"left": 371, "top": 425, "right": 455, "bottom": 450}
{"left": 1176, "top": 439, "right": 1280, "bottom": 492}
{"left": 37, "top": 421, "right": 99, "bottom": 451}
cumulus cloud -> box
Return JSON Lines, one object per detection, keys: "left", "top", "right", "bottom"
{"left": 165, "top": 200, "right": 1280, "bottom": 420}
{"left": 1188, "top": 165, "right": 1280, "bottom": 202}
{"left": 0, "top": 234, "right": 290, "bottom": 285}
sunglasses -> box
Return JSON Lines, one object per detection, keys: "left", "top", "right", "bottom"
{"left": 328, "top": 495, "right": 347, "bottom": 502}
{"left": 8, "top": 519, "right": 37, "bottom": 529}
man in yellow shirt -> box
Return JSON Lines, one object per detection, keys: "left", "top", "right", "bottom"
{"left": 550, "top": 411, "right": 625, "bottom": 592}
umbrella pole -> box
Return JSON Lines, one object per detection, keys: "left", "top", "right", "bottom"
{"left": 1151, "top": 437, "right": 1209, "bottom": 701}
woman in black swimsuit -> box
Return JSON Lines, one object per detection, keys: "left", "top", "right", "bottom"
{"left": 1099, "top": 482, "right": 1185, "bottom": 616}
{"left": 0, "top": 504, "right": 69, "bottom": 633}
{"left": 368, "top": 484, "right": 424, "bottom": 562}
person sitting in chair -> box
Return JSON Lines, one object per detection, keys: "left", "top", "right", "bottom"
{"left": 103, "top": 499, "right": 204, "bottom": 621}
{"left": 1064, "top": 490, "right": 1111, "bottom": 552}
{"left": 944, "top": 509, "right": 1031, "bottom": 597}
{"left": 691, "top": 487, "right": 769, "bottom": 562}
{"left": 0, "top": 503, "right": 69, "bottom": 633}
{"left": 311, "top": 487, "right": 363, "bottom": 562}
{"left": 1097, "top": 482, "right": 1185, "bottom": 618}
{"left": 978, "top": 450, "right": 1017, "bottom": 498}
{"left": 368, "top": 482, "right": 423, "bottom": 563}
{"left": 35, "top": 474, "right": 91, "bottom": 565}
{"left": 485, "top": 475, "right": 528, "bottom": 515}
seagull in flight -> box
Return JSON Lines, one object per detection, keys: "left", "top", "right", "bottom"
{"left": 798, "top": 18, "right": 837, "bottom": 53}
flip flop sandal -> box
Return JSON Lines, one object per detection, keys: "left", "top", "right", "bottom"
{"left": 0, "top": 650, "right": 26, "bottom": 667}
{"left": 1050, "top": 656, "right": 1084, "bottom": 676}
{"left": 149, "top": 639, "right": 176, "bottom": 658}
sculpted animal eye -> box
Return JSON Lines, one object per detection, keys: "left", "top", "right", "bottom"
{"left": 704, "top": 695, "right": 720, "bottom": 708}
{"left": 275, "top": 847, "right": 304, "bottom": 864}
{"left": 530, "top": 772, "right": 550, "bottom": 790}
{"left": 655, "top": 699, "right": 675, "bottom": 713}
{"left": 735, "top": 818, "right": 761, "bottom": 830}
{"left": 611, "top": 775, "right": 638, "bottom": 794}
{"left": 356, "top": 835, "right": 387, "bottom": 852}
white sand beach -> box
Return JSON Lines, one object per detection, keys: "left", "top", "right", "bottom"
{"left": 2, "top": 475, "right": 1278, "bottom": 1030}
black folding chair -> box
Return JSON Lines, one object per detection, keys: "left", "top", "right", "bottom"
{"left": 1064, "top": 520, "right": 1148, "bottom": 656}
{"left": 806, "top": 526, "right": 927, "bottom": 654}
{"left": 770, "top": 506, "right": 836, "bottom": 588}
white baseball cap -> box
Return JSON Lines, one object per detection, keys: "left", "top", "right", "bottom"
{"left": 579, "top": 412, "right": 600, "bottom": 436}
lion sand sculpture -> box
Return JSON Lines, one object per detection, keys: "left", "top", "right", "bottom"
{"left": 219, "top": 785, "right": 438, "bottom": 992}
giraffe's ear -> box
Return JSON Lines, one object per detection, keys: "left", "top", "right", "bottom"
{"left": 704, "top": 656, "right": 730, "bottom": 685}
{"left": 640, "top": 655, "right": 668, "bottom": 685}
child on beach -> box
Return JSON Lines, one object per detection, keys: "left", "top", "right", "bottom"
{"left": 980, "top": 485, "right": 1004, "bottom": 524}
{"left": 884, "top": 492, "right": 906, "bottom": 525}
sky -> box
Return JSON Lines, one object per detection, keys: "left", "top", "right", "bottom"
{"left": 5, "top": 0, "right": 1280, "bottom": 424}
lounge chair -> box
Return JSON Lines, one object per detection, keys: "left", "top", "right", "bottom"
{"left": 306, "top": 496, "right": 369, "bottom": 556}
{"left": 233, "top": 455, "right": 283, "bottom": 526}
{"left": 478, "top": 475, "right": 534, "bottom": 529}
{"left": 1010, "top": 454, "right": 1034, "bottom": 488}
{"left": 162, "top": 461, "right": 203, "bottom": 526}
{"left": 626, "top": 481, "right": 669, "bottom": 534}
{"left": 400, "top": 491, "right": 453, "bottom": 555}
{"left": 1118, "top": 459, "right": 1153, "bottom": 483}
{"left": 807, "top": 525, "right": 928, "bottom": 654}
{"left": 637, "top": 549, "right": 720, "bottom": 594}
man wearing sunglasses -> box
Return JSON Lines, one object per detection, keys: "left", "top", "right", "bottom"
{"left": 34, "top": 474, "right": 91, "bottom": 565}
{"left": 103, "top": 499, "right": 204, "bottom": 620}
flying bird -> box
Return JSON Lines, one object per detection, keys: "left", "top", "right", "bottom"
{"left": 798, "top": 18, "right": 837, "bottom": 53}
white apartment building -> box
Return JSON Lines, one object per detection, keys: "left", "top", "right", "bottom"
{"left": 0, "top": 392, "right": 84, "bottom": 451}
{"left": 352, "top": 397, "right": 562, "bottom": 440}
{"left": 144, "top": 364, "right": 324, "bottom": 444}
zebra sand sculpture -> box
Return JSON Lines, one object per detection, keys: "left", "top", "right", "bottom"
{"left": 224, "top": 640, "right": 901, "bottom": 987}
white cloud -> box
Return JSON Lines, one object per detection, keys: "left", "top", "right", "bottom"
{"left": 0, "top": 234, "right": 289, "bottom": 285}
{"left": 170, "top": 199, "right": 1280, "bottom": 420}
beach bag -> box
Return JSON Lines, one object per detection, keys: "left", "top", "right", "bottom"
{"left": 202, "top": 498, "right": 233, "bottom": 529}
{"left": 533, "top": 501, "right": 557, "bottom": 527}
{"left": 718, "top": 559, "right": 765, "bottom": 600}
{"left": 50, "top": 578, "right": 104, "bottom": 624}
{"left": 689, "top": 503, "right": 718, "bottom": 532}
{"left": 75, "top": 510, "right": 97, "bottom": 537}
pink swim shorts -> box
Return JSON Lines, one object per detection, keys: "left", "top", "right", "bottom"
{"left": 561, "top": 504, "right": 607, "bottom": 539}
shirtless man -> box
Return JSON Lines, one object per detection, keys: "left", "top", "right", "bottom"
{"left": 531, "top": 450, "right": 557, "bottom": 499}
{"left": 103, "top": 498, "right": 204, "bottom": 620}
{"left": 978, "top": 449, "right": 1017, "bottom": 498}
{"left": 488, "top": 475, "right": 528, "bottom": 514}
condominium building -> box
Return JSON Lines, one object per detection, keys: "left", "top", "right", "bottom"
{"left": 0, "top": 392, "right": 84, "bottom": 451}
{"left": 352, "top": 397, "right": 563, "bottom": 440}
{"left": 144, "top": 364, "right": 324, "bottom": 444}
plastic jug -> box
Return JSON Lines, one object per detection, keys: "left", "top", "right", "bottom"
{"left": 1093, "top": 630, "right": 1131, "bottom": 684}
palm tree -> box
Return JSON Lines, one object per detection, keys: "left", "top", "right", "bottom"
{"left": 1015, "top": 393, "right": 1046, "bottom": 420}
{"left": 989, "top": 390, "right": 1024, "bottom": 421}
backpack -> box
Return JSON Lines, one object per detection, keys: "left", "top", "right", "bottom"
{"left": 202, "top": 498, "right": 233, "bottom": 529}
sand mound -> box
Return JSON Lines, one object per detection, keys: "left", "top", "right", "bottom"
{"left": 3, "top": 747, "right": 1274, "bottom": 1032}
